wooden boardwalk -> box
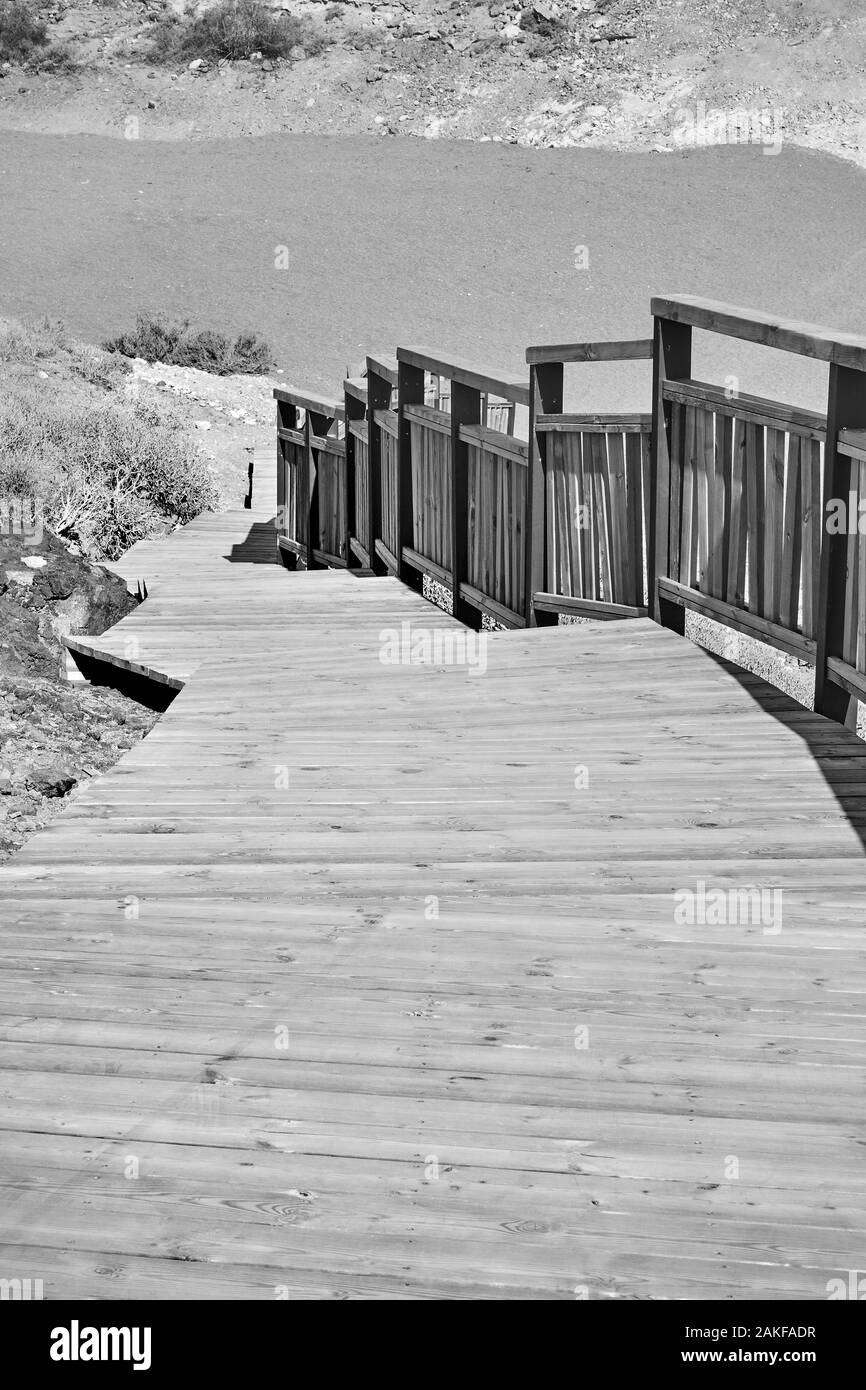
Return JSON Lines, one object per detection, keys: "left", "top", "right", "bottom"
{"left": 2, "top": 500, "right": 866, "bottom": 1300}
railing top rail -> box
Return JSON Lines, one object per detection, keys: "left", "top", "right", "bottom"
{"left": 273, "top": 385, "right": 345, "bottom": 420}
{"left": 366, "top": 352, "right": 399, "bottom": 386}
{"left": 651, "top": 294, "right": 866, "bottom": 371}
{"left": 396, "top": 346, "right": 530, "bottom": 407}
{"left": 526, "top": 338, "right": 653, "bottom": 365}
{"left": 344, "top": 377, "right": 368, "bottom": 404}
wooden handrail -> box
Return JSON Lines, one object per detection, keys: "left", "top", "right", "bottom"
{"left": 651, "top": 295, "right": 866, "bottom": 371}
{"left": 526, "top": 339, "right": 653, "bottom": 365}
{"left": 273, "top": 385, "right": 345, "bottom": 420}
{"left": 396, "top": 346, "right": 530, "bottom": 407}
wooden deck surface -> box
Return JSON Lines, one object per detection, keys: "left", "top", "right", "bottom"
{"left": 2, "top": 500, "right": 866, "bottom": 1300}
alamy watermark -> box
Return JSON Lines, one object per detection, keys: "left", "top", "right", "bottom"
{"left": 0, "top": 1276, "right": 43, "bottom": 1300}
{"left": 379, "top": 621, "right": 487, "bottom": 674}
{"left": 673, "top": 880, "right": 783, "bottom": 935}
{"left": 825, "top": 493, "right": 866, "bottom": 534}
{"left": 672, "top": 101, "right": 784, "bottom": 156}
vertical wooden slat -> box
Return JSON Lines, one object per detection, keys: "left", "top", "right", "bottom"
{"left": 726, "top": 417, "right": 748, "bottom": 607}
{"left": 607, "top": 431, "right": 627, "bottom": 606}
{"left": 763, "top": 427, "right": 786, "bottom": 622}
{"left": 720, "top": 412, "right": 733, "bottom": 591}
{"left": 366, "top": 362, "right": 392, "bottom": 575}
{"left": 396, "top": 362, "right": 424, "bottom": 589}
{"left": 694, "top": 407, "right": 710, "bottom": 590}
{"left": 667, "top": 404, "right": 683, "bottom": 596}
{"left": 780, "top": 434, "right": 803, "bottom": 632}
{"left": 800, "top": 438, "right": 820, "bottom": 639}
{"left": 626, "top": 432, "right": 644, "bottom": 605}
{"left": 858, "top": 459, "right": 866, "bottom": 676}
{"left": 745, "top": 422, "right": 765, "bottom": 615}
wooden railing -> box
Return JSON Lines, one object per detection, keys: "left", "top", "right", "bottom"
{"left": 275, "top": 386, "right": 345, "bottom": 569}
{"left": 274, "top": 294, "right": 866, "bottom": 728}
{"left": 526, "top": 338, "right": 653, "bottom": 624}
{"left": 651, "top": 294, "right": 866, "bottom": 727}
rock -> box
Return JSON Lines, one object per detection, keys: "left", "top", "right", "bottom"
{"left": 27, "top": 765, "right": 77, "bottom": 799}
{"left": 250, "top": 51, "right": 263, "bottom": 61}
{"left": 188, "top": 58, "right": 206, "bottom": 72}
{"left": 289, "top": 45, "right": 306, "bottom": 61}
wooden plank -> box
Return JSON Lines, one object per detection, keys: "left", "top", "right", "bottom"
{"left": 536, "top": 414, "right": 651, "bottom": 433}
{"left": 726, "top": 417, "right": 748, "bottom": 608}
{"left": 532, "top": 593, "right": 649, "bottom": 619}
{"left": 273, "top": 386, "right": 345, "bottom": 420}
{"left": 404, "top": 402, "right": 452, "bottom": 436}
{"left": 745, "top": 422, "right": 766, "bottom": 615}
{"left": 458, "top": 423, "right": 529, "bottom": 466}
{"left": 657, "top": 577, "right": 817, "bottom": 662}
{"left": 526, "top": 339, "right": 653, "bottom": 365}
{"left": 662, "top": 380, "right": 826, "bottom": 441}
{"left": 651, "top": 294, "right": 866, "bottom": 371}
{"left": 780, "top": 435, "right": 803, "bottom": 633}
{"left": 8, "top": 493, "right": 866, "bottom": 1304}
{"left": 397, "top": 347, "right": 530, "bottom": 407}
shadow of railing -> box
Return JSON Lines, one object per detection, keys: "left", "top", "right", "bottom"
{"left": 226, "top": 518, "right": 279, "bottom": 565}
{"left": 704, "top": 648, "right": 866, "bottom": 856}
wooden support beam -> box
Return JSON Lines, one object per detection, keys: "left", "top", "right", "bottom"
{"left": 451, "top": 379, "right": 484, "bottom": 629}
{"left": 343, "top": 380, "right": 366, "bottom": 569}
{"left": 365, "top": 359, "right": 393, "bottom": 576}
{"left": 397, "top": 360, "right": 426, "bottom": 593}
{"left": 526, "top": 362, "right": 563, "bottom": 627}
{"left": 650, "top": 316, "right": 692, "bottom": 633}
{"left": 815, "top": 363, "right": 866, "bottom": 728}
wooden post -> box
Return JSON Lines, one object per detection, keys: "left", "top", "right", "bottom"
{"left": 366, "top": 362, "right": 392, "bottom": 576}
{"left": 305, "top": 409, "right": 332, "bottom": 571}
{"left": 276, "top": 398, "right": 298, "bottom": 570}
{"left": 343, "top": 383, "right": 365, "bottom": 570}
{"left": 450, "top": 378, "right": 483, "bottom": 629}
{"left": 397, "top": 360, "right": 425, "bottom": 592}
{"left": 650, "top": 315, "right": 692, "bottom": 631}
{"left": 814, "top": 363, "right": 866, "bottom": 727}
{"left": 525, "top": 361, "right": 563, "bottom": 626}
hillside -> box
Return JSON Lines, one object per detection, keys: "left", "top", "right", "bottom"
{"left": 1, "top": 0, "right": 865, "bottom": 162}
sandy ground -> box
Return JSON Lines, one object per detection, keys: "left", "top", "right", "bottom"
{"left": 2, "top": 132, "right": 865, "bottom": 412}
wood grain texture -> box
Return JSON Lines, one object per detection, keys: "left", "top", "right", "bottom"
{"left": 5, "top": 456, "right": 866, "bottom": 1303}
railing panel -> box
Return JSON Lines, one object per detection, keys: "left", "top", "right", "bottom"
{"left": 543, "top": 423, "right": 650, "bottom": 609}
{"left": 665, "top": 389, "right": 826, "bottom": 646}
{"left": 465, "top": 435, "right": 526, "bottom": 617}
{"left": 375, "top": 409, "right": 400, "bottom": 563}
{"left": 278, "top": 428, "right": 308, "bottom": 553}
{"left": 311, "top": 437, "right": 347, "bottom": 564}
{"left": 350, "top": 420, "right": 370, "bottom": 553}
{"left": 409, "top": 415, "right": 452, "bottom": 576}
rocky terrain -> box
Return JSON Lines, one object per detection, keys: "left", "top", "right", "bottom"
{"left": 0, "top": 523, "right": 159, "bottom": 861}
{"left": 1, "top": 1, "right": 866, "bottom": 163}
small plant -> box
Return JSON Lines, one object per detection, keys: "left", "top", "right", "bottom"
{"left": 0, "top": 0, "right": 76, "bottom": 70}
{"left": 0, "top": 1, "right": 48, "bottom": 64}
{"left": 519, "top": 4, "right": 572, "bottom": 58}
{"left": 0, "top": 386, "right": 219, "bottom": 561}
{"left": 104, "top": 313, "right": 274, "bottom": 376}
{"left": 147, "top": 0, "right": 330, "bottom": 64}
